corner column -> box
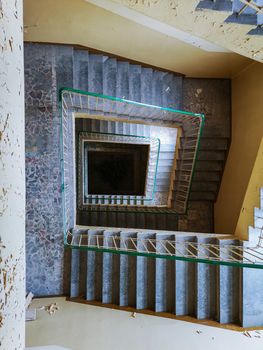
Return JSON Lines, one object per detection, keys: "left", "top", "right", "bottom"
{"left": 0, "top": 0, "right": 25, "bottom": 348}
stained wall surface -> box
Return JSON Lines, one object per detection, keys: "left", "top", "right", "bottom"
{"left": 0, "top": 0, "right": 25, "bottom": 348}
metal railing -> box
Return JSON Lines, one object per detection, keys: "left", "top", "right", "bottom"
{"left": 66, "top": 227, "right": 263, "bottom": 269}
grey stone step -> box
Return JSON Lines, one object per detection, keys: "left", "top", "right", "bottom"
{"left": 175, "top": 236, "right": 196, "bottom": 316}
{"left": 240, "top": 262, "right": 263, "bottom": 327}
{"left": 73, "top": 49, "right": 89, "bottom": 91}
{"left": 155, "top": 214, "right": 167, "bottom": 230}
{"left": 189, "top": 191, "right": 217, "bottom": 201}
{"left": 103, "top": 57, "right": 117, "bottom": 99}
{"left": 217, "top": 239, "right": 240, "bottom": 324}
{"left": 155, "top": 233, "right": 175, "bottom": 312}
{"left": 254, "top": 207, "right": 263, "bottom": 228}
{"left": 136, "top": 232, "right": 156, "bottom": 310}
{"left": 129, "top": 64, "right": 141, "bottom": 103}
{"left": 176, "top": 160, "right": 223, "bottom": 172}
{"left": 158, "top": 158, "right": 174, "bottom": 167}
{"left": 159, "top": 144, "right": 176, "bottom": 152}
{"left": 178, "top": 149, "right": 225, "bottom": 161}
{"left": 180, "top": 137, "right": 229, "bottom": 151}
{"left": 197, "top": 150, "right": 226, "bottom": 161}
{"left": 125, "top": 213, "right": 137, "bottom": 228}
{"left": 116, "top": 61, "right": 129, "bottom": 116}
{"left": 196, "top": 0, "right": 232, "bottom": 12}
{"left": 195, "top": 237, "right": 217, "bottom": 320}
{"left": 158, "top": 152, "right": 176, "bottom": 160}
{"left": 141, "top": 67, "right": 153, "bottom": 105}
{"left": 193, "top": 160, "right": 224, "bottom": 172}
{"left": 254, "top": 209, "right": 263, "bottom": 229}
{"left": 171, "top": 189, "right": 216, "bottom": 203}
{"left": 156, "top": 165, "right": 173, "bottom": 173}
{"left": 102, "top": 230, "right": 120, "bottom": 304}
{"left": 162, "top": 73, "right": 183, "bottom": 110}
{"left": 70, "top": 249, "right": 80, "bottom": 297}
{"left": 107, "top": 212, "right": 117, "bottom": 228}
{"left": 192, "top": 171, "right": 221, "bottom": 182}
{"left": 88, "top": 54, "right": 103, "bottom": 94}
{"left": 86, "top": 229, "right": 104, "bottom": 301}
{"left": 135, "top": 212, "right": 146, "bottom": 228}
{"left": 145, "top": 213, "right": 156, "bottom": 230}
{"left": 248, "top": 226, "right": 262, "bottom": 245}
{"left": 199, "top": 138, "right": 229, "bottom": 150}
{"left": 152, "top": 70, "right": 166, "bottom": 108}
{"left": 116, "top": 212, "right": 127, "bottom": 228}
{"left": 99, "top": 212, "right": 109, "bottom": 227}
{"left": 119, "top": 231, "right": 137, "bottom": 307}
{"left": 174, "top": 180, "right": 218, "bottom": 193}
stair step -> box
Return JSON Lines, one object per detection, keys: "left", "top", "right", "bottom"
{"left": 193, "top": 161, "right": 224, "bottom": 172}
{"left": 162, "top": 73, "right": 182, "bottom": 110}
{"left": 179, "top": 149, "right": 225, "bottom": 161}
{"left": 158, "top": 152, "right": 176, "bottom": 160}
{"left": 199, "top": 138, "right": 229, "bottom": 150}
{"left": 141, "top": 67, "right": 153, "bottom": 105}
{"left": 73, "top": 49, "right": 89, "bottom": 91}
{"left": 176, "top": 160, "right": 223, "bottom": 172}
{"left": 196, "top": 237, "right": 217, "bottom": 320}
{"left": 86, "top": 229, "right": 104, "bottom": 301}
{"left": 159, "top": 144, "right": 176, "bottom": 152}
{"left": 88, "top": 54, "right": 103, "bottom": 94}
{"left": 155, "top": 233, "right": 175, "bottom": 312}
{"left": 119, "top": 231, "right": 137, "bottom": 307}
{"left": 103, "top": 57, "right": 117, "bottom": 106}
{"left": 189, "top": 191, "right": 217, "bottom": 201}
{"left": 102, "top": 230, "right": 120, "bottom": 304}
{"left": 197, "top": 150, "right": 226, "bottom": 161}
{"left": 174, "top": 180, "right": 218, "bottom": 193}
{"left": 129, "top": 64, "right": 141, "bottom": 103}
{"left": 116, "top": 61, "right": 129, "bottom": 116}
{"left": 175, "top": 236, "right": 196, "bottom": 316}
{"left": 70, "top": 249, "right": 80, "bottom": 297}
{"left": 241, "top": 257, "right": 263, "bottom": 327}
{"left": 192, "top": 171, "right": 221, "bottom": 182}
{"left": 181, "top": 137, "right": 229, "bottom": 151}
{"left": 136, "top": 232, "right": 156, "bottom": 310}
{"left": 196, "top": 0, "right": 232, "bottom": 12}
{"left": 217, "top": 239, "right": 240, "bottom": 324}
{"left": 152, "top": 71, "right": 166, "bottom": 108}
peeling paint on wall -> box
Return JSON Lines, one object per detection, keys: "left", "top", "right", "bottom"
{"left": 0, "top": 0, "right": 25, "bottom": 349}
{"left": 113, "top": 0, "right": 263, "bottom": 62}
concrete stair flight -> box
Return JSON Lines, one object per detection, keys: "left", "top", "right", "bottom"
{"left": 68, "top": 227, "right": 261, "bottom": 327}
{"left": 196, "top": 0, "right": 263, "bottom": 35}
{"left": 73, "top": 49, "right": 230, "bottom": 231}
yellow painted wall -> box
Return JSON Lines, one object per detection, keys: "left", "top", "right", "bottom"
{"left": 215, "top": 62, "right": 263, "bottom": 236}
{"left": 235, "top": 138, "right": 263, "bottom": 240}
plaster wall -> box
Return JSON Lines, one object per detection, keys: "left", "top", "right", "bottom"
{"left": 0, "top": 0, "right": 25, "bottom": 348}
{"left": 235, "top": 138, "right": 263, "bottom": 240}
{"left": 23, "top": 0, "right": 250, "bottom": 78}
{"left": 215, "top": 63, "right": 263, "bottom": 235}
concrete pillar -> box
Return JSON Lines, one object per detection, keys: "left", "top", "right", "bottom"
{"left": 0, "top": 0, "right": 25, "bottom": 348}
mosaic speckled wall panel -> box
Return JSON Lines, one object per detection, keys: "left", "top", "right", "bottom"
{"left": 25, "top": 44, "right": 73, "bottom": 295}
